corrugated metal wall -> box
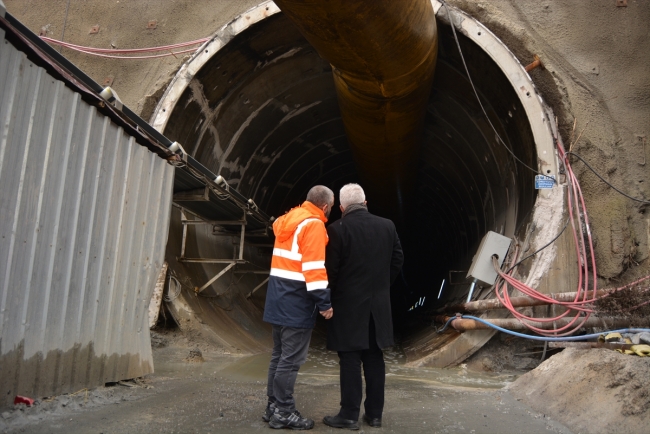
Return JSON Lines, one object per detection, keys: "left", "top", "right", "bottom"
{"left": 0, "top": 26, "right": 174, "bottom": 406}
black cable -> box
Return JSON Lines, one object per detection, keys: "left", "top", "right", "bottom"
{"left": 566, "top": 151, "right": 650, "bottom": 205}
{"left": 506, "top": 216, "right": 570, "bottom": 273}
{"left": 59, "top": 0, "right": 71, "bottom": 53}
{"left": 440, "top": 0, "right": 542, "bottom": 177}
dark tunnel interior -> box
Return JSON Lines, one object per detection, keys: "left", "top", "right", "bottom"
{"left": 161, "top": 12, "right": 539, "bottom": 336}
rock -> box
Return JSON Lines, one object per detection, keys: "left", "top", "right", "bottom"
{"left": 185, "top": 348, "right": 204, "bottom": 363}
{"left": 625, "top": 333, "right": 641, "bottom": 345}
{"left": 150, "top": 331, "right": 169, "bottom": 348}
{"left": 639, "top": 332, "right": 650, "bottom": 345}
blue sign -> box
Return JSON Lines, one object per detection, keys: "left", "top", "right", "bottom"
{"left": 535, "top": 175, "right": 555, "bottom": 189}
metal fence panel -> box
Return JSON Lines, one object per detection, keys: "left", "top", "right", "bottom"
{"left": 0, "top": 30, "right": 174, "bottom": 406}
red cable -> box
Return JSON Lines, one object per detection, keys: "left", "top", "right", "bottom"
{"left": 41, "top": 36, "right": 209, "bottom": 53}
{"left": 491, "top": 137, "right": 600, "bottom": 336}
{"left": 59, "top": 47, "right": 200, "bottom": 59}
{"left": 40, "top": 36, "right": 209, "bottom": 59}
{"left": 494, "top": 259, "right": 592, "bottom": 336}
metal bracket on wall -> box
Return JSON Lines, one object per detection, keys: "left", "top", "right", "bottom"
{"left": 177, "top": 208, "right": 250, "bottom": 294}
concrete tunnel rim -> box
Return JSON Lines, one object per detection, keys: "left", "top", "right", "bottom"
{"left": 152, "top": 1, "right": 557, "bottom": 179}
{"left": 150, "top": 0, "right": 282, "bottom": 133}
{"left": 150, "top": 0, "right": 564, "bottom": 300}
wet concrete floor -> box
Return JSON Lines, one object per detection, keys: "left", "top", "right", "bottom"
{"left": 2, "top": 341, "right": 572, "bottom": 433}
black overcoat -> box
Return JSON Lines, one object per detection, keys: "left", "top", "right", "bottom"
{"left": 325, "top": 208, "right": 404, "bottom": 351}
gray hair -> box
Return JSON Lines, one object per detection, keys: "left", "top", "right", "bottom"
{"left": 306, "top": 185, "right": 334, "bottom": 207}
{"left": 339, "top": 183, "right": 365, "bottom": 208}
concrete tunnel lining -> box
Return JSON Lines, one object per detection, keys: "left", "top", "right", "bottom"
{"left": 151, "top": 1, "right": 563, "bottom": 362}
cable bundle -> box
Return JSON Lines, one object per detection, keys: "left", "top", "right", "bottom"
{"left": 41, "top": 36, "right": 209, "bottom": 59}
{"left": 492, "top": 135, "right": 650, "bottom": 336}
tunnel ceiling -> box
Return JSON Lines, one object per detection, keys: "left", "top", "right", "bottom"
{"left": 161, "top": 11, "right": 539, "bottom": 288}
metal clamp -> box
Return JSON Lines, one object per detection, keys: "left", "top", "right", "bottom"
{"left": 99, "top": 86, "right": 123, "bottom": 111}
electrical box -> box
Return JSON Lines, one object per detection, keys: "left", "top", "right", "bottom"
{"left": 466, "top": 231, "right": 512, "bottom": 287}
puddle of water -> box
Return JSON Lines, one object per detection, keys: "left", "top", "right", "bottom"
{"left": 151, "top": 326, "right": 518, "bottom": 392}
{"left": 153, "top": 347, "right": 249, "bottom": 379}
{"left": 305, "top": 343, "right": 516, "bottom": 388}
{"left": 207, "top": 342, "right": 517, "bottom": 390}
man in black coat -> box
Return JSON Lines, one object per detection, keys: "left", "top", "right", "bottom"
{"left": 323, "top": 183, "right": 404, "bottom": 430}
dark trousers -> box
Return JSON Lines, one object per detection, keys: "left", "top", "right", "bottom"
{"left": 337, "top": 319, "right": 385, "bottom": 421}
{"left": 267, "top": 325, "right": 312, "bottom": 413}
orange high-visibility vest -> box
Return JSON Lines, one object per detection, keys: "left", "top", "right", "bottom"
{"left": 264, "top": 201, "right": 331, "bottom": 328}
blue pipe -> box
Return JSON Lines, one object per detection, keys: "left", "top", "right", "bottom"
{"left": 437, "top": 315, "right": 650, "bottom": 342}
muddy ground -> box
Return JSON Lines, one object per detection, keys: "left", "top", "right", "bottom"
{"left": 3, "top": 328, "right": 647, "bottom": 434}
{"left": 1, "top": 329, "right": 572, "bottom": 434}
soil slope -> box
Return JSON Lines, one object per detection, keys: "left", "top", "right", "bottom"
{"left": 508, "top": 348, "right": 650, "bottom": 434}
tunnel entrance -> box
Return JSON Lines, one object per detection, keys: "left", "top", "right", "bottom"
{"left": 152, "top": 1, "right": 560, "bottom": 363}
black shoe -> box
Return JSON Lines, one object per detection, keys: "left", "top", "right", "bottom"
{"left": 269, "top": 410, "right": 314, "bottom": 430}
{"left": 363, "top": 413, "right": 382, "bottom": 427}
{"left": 323, "top": 415, "right": 359, "bottom": 430}
{"left": 263, "top": 402, "right": 276, "bottom": 422}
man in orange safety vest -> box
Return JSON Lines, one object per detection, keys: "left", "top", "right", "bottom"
{"left": 263, "top": 185, "right": 334, "bottom": 430}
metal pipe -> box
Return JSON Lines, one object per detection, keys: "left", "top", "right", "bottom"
{"left": 447, "top": 288, "right": 613, "bottom": 312}
{"left": 273, "top": 0, "right": 438, "bottom": 221}
{"left": 433, "top": 315, "right": 645, "bottom": 331}
{"left": 466, "top": 278, "right": 478, "bottom": 303}
{"left": 548, "top": 342, "right": 633, "bottom": 350}
{"left": 194, "top": 262, "right": 236, "bottom": 294}
{"left": 524, "top": 54, "right": 543, "bottom": 72}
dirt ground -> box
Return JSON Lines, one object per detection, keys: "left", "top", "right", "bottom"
{"left": 0, "top": 329, "right": 573, "bottom": 434}
{"left": 509, "top": 347, "right": 650, "bottom": 434}
{"left": 3, "top": 328, "right": 648, "bottom": 434}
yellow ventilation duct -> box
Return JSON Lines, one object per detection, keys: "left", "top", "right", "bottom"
{"left": 273, "top": 0, "right": 438, "bottom": 222}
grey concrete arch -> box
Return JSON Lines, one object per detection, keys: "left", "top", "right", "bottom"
{"left": 151, "top": 1, "right": 565, "bottom": 365}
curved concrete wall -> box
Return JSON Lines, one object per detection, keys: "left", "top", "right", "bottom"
{"left": 150, "top": 2, "right": 562, "bottom": 364}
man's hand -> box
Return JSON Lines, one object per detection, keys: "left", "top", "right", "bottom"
{"left": 320, "top": 308, "right": 333, "bottom": 320}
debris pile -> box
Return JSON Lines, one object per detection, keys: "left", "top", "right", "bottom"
{"left": 508, "top": 348, "right": 650, "bottom": 434}
{"left": 595, "top": 282, "right": 650, "bottom": 326}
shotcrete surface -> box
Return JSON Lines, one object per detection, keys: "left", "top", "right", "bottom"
{"left": 0, "top": 330, "right": 572, "bottom": 434}
{"left": 4, "top": 0, "right": 263, "bottom": 119}
{"left": 450, "top": 0, "right": 649, "bottom": 279}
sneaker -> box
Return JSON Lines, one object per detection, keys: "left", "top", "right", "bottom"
{"left": 263, "top": 402, "right": 276, "bottom": 422}
{"left": 269, "top": 409, "right": 314, "bottom": 430}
